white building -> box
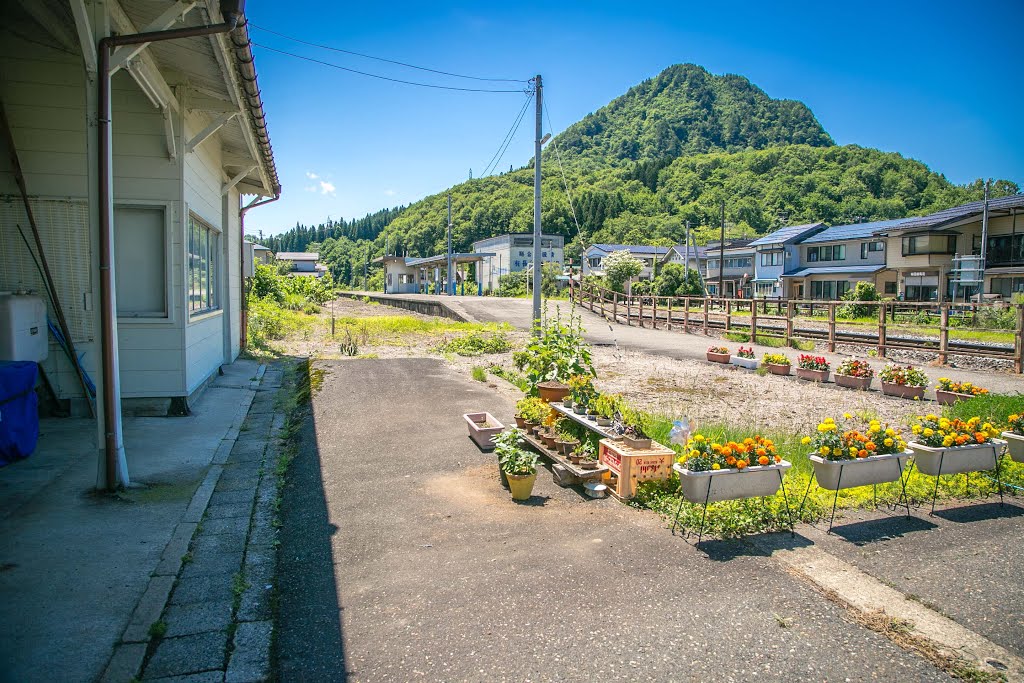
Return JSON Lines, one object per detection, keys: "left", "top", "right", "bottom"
{"left": 472, "top": 233, "right": 565, "bottom": 292}
{"left": 275, "top": 251, "right": 322, "bottom": 277}
{"left": 582, "top": 244, "right": 670, "bottom": 280}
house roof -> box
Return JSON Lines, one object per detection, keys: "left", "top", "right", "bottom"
{"left": 666, "top": 245, "right": 708, "bottom": 260}
{"left": 405, "top": 253, "right": 493, "bottom": 268}
{"left": 250, "top": 244, "right": 271, "bottom": 251}
{"left": 276, "top": 252, "right": 319, "bottom": 261}
{"left": 588, "top": 244, "right": 670, "bottom": 256}
{"left": 882, "top": 194, "right": 1024, "bottom": 233}
{"left": 781, "top": 265, "right": 887, "bottom": 278}
{"left": 706, "top": 238, "right": 755, "bottom": 250}
{"left": 748, "top": 223, "right": 826, "bottom": 247}
{"left": 800, "top": 219, "right": 910, "bottom": 244}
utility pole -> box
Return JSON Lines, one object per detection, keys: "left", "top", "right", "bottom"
{"left": 363, "top": 247, "right": 368, "bottom": 291}
{"left": 719, "top": 201, "right": 726, "bottom": 299}
{"left": 447, "top": 192, "right": 453, "bottom": 296}
{"left": 683, "top": 220, "right": 690, "bottom": 288}
{"left": 532, "top": 74, "right": 543, "bottom": 322}
{"left": 978, "top": 179, "right": 991, "bottom": 303}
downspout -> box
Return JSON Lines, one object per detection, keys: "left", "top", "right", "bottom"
{"left": 239, "top": 189, "right": 281, "bottom": 350}
{"left": 96, "top": 2, "right": 245, "bottom": 490}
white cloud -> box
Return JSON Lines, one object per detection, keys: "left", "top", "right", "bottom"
{"left": 306, "top": 171, "right": 319, "bottom": 180}
{"left": 384, "top": 189, "right": 397, "bottom": 197}
{"left": 319, "top": 181, "right": 336, "bottom": 196}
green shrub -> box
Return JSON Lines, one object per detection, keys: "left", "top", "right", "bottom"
{"left": 471, "top": 366, "right": 488, "bottom": 382}
{"left": 435, "top": 331, "right": 512, "bottom": 356}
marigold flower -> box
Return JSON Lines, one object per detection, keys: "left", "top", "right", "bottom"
{"left": 884, "top": 438, "right": 893, "bottom": 447}
{"left": 758, "top": 456, "right": 769, "bottom": 466}
{"left": 801, "top": 436, "right": 812, "bottom": 445}
{"left": 711, "top": 463, "right": 721, "bottom": 470}
{"left": 736, "top": 459, "right": 748, "bottom": 470}
{"left": 820, "top": 446, "right": 830, "bottom": 456}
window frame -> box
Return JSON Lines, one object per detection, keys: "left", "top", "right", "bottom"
{"left": 188, "top": 212, "right": 222, "bottom": 318}
{"left": 114, "top": 201, "right": 173, "bottom": 323}
{"left": 902, "top": 234, "right": 957, "bottom": 256}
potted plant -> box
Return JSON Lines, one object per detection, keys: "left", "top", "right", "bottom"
{"left": 834, "top": 359, "right": 874, "bottom": 390}
{"left": 796, "top": 354, "right": 830, "bottom": 382}
{"left": 516, "top": 397, "right": 549, "bottom": 430}
{"left": 593, "top": 393, "right": 620, "bottom": 427}
{"left": 493, "top": 428, "right": 524, "bottom": 488}
{"left": 935, "top": 378, "right": 989, "bottom": 406}
{"left": 802, "top": 416, "right": 911, "bottom": 490}
{"left": 540, "top": 428, "right": 557, "bottom": 450}
{"left": 574, "top": 441, "right": 599, "bottom": 469}
{"left": 622, "top": 424, "right": 652, "bottom": 450}
{"left": 554, "top": 422, "right": 579, "bottom": 457}
{"left": 1001, "top": 413, "right": 1024, "bottom": 463}
{"left": 879, "top": 364, "right": 928, "bottom": 399}
{"left": 673, "top": 433, "right": 790, "bottom": 503}
{"left": 761, "top": 353, "right": 791, "bottom": 376}
{"left": 463, "top": 412, "right": 506, "bottom": 450}
{"left": 908, "top": 414, "right": 1005, "bottom": 477}
{"left": 500, "top": 444, "right": 541, "bottom": 501}
{"left": 730, "top": 346, "right": 759, "bottom": 370}
{"left": 706, "top": 345, "right": 730, "bottom": 364}
{"left": 513, "top": 308, "right": 595, "bottom": 403}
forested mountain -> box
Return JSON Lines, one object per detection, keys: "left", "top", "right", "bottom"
{"left": 265, "top": 63, "right": 1018, "bottom": 285}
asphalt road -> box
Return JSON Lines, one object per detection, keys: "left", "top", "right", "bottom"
{"left": 274, "top": 358, "right": 954, "bottom": 681}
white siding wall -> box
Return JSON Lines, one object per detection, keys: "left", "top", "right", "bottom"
{"left": 227, "top": 188, "right": 241, "bottom": 360}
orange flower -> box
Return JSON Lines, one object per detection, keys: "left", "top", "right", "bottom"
{"left": 734, "top": 444, "right": 747, "bottom": 455}
{"left": 721, "top": 446, "right": 733, "bottom": 457}
{"left": 725, "top": 456, "right": 737, "bottom": 466}
{"left": 857, "top": 449, "right": 868, "bottom": 458}
{"left": 865, "top": 442, "right": 876, "bottom": 451}
{"left": 774, "top": 455, "right": 781, "bottom": 463}
{"left": 758, "top": 455, "right": 769, "bottom": 466}
{"left": 736, "top": 459, "right": 748, "bottom": 470}
{"left": 755, "top": 448, "right": 767, "bottom": 457}
{"left": 975, "top": 432, "right": 985, "bottom": 443}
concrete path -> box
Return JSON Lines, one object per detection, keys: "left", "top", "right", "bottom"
{"left": 274, "top": 358, "right": 956, "bottom": 681}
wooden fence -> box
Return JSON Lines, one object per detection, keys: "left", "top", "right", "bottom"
{"left": 568, "top": 281, "right": 1024, "bottom": 373}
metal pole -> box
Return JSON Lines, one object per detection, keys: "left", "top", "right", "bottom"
{"left": 684, "top": 220, "right": 690, "bottom": 291}
{"left": 978, "top": 180, "right": 990, "bottom": 303}
{"left": 719, "top": 202, "right": 726, "bottom": 302}
{"left": 447, "top": 192, "right": 453, "bottom": 296}
{"left": 532, "top": 74, "right": 543, "bottom": 322}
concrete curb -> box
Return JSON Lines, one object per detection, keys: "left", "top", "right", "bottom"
{"left": 99, "top": 365, "right": 265, "bottom": 683}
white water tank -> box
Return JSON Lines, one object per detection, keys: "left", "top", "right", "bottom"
{"left": 0, "top": 293, "right": 48, "bottom": 362}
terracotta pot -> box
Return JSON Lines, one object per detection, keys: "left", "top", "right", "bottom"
{"left": 540, "top": 432, "right": 557, "bottom": 449}
{"left": 537, "top": 381, "right": 570, "bottom": 403}
{"left": 880, "top": 382, "right": 925, "bottom": 400}
{"left": 707, "top": 351, "right": 730, "bottom": 364}
{"left": 623, "top": 435, "right": 652, "bottom": 450}
{"left": 834, "top": 373, "right": 872, "bottom": 391}
{"left": 935, "top": 389, "right": 974, "bottom": 406}
{"left": 796, "top": 367, "right": 829, "bottom": 383}
{"left": 765, "top": 363, "right": 791, "bottom": 376}
{"left": 514, "top": 416, "right": 527, "bottom": 428}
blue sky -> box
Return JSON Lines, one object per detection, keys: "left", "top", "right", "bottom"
{"left": 244, "top": 0, "right": 1024, "bottom": 238}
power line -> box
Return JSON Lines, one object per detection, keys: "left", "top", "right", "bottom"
{"left": 481, "top": 91, "right": 534, "bottom": 177}
{"left": 248, "top": 23, "right": 527, "bottom": 83}
{"left": 251, "top": 42, "right": 527, "bottom": 93}
{"left": 543, "top": 100, "right": 584, "bottom": 246}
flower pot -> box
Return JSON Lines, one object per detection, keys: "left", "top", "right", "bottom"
{"left": 464, "top": 412, "right": 505, "bottom": 451}
{"left": 537, "top": 381, "right": 570, "bottom": 404}
{"left": 809, "top": 451, "right": 911, "bottom": 490}
{"left": 1001, "top": 432, "right": 1024, "bottom": 463}
{"left": 765, "top": 363, "right": 791, "bottom": 376}
{"left": 498, "top": 463, "right": 508, "bottom": 488}
{"left": 560, "top": 439, "right": 579, "bottom": 456}
{"left": 908, "top": 440, "right": 1005, "bottom": 476}
{"left": 597, "top": 417, "right": 612, "bottom": 427}
{"left": 573, "top": 405, "right": 586, "bottom": 415}
{"left": 935, "top": 390, "right": 974, "bottom": 406}
{"left": 673, "top": 461, "right": 792, "bottom": 503}
{"left": 730, "top": 356, "right": 759, "bottom": 370}
{"left": 707, "top": 351, "right": 730, "bottom": 364}
{"left": 562, "top": 398, "right": 574, "bottom": 408}
{"left": 540, "top": 432, "right": 557, "bottom": 449}
{"left": 579, "top": 461, "right": 599, "bottom": 470}
{"left": 881, "top": 382, "right": 925, "bottom": 400}
{"left": 514, "top": 416, "right": 527, "bottom": 428}
{"left": 506, "top": 472, "right": 537, "bottom": 500}
{"left": 834, "top": 373, "right": 872, "bottom": 391}
{"left": 796, "top": 368, "right": 829, "bottom": 383}
{"left": 623, "top": 435, "right": 652, "bottom": 450}
{"left": 586, "top": 413, "right": 598, "bottom": 421}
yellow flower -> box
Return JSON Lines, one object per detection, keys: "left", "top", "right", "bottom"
{"left": 939, "top": 419, "right": 950, "bottom": 430}
{"left": 711, "top": 463, "right": 721, "bottom": 470}
{"left": 801, "top": 436, "right": 812, "bottom": 445}
{"left": 912, "top": 425, "right": 922, "bottom": 434}
{"left": 943, "top": 436, "right": 954, "bottom": 447}
{"left": 885, "top": 428, "right": 895, "bottom": 437}
{"left": 694, "top": 434, "right": 705, "bottom": 443}
{"left": 817, "top": 424, "right": 827, "bottom": 433}
{"left": 923, "top": 428, "right": 934, "bottom": 437}
{"left": 884, "top": 438, "right": 893, "bottom": 447}
{"left": 868, "top": 425, "right": 880, "bottom": 434}
{"left": 820, "top": 446, "right": 830, "bottom": 456}
{"left": 843, "top": 413, "right": 852, "bottom": 419}
{"left": 1010, "top": 414, "right": 1019, "bottom": 422}
{"left": 849, "top": 447, "right": 859, "bottom": 456}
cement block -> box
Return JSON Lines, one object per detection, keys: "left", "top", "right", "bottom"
{"left": 155, "top": 523, "right": 199, "bottom": 576}
{"left": 208, "top": 488, "right": 254, "bottom": 506}
{"left": 225, "top": 621, "right": 273, "bottom": 683}
{"left": 205, "top": 502, "right": 253, "bottom": 520}
{"left": 192, "top": 533, "right": 247, "bottom": 556}
{"left": 122, "top": 575, "right": 176, "bottom": 643}
{"left": 163, "top": 600, "right": 233, "bottom": 638}
{"left": 169, "top": 573, "right": 233, "bottom": 606}
{"left": 551, "top": 464, "right": 581, "bottom": 487}
{"left": 143, "top": 632, "right": 227, "bottom": 680}
{"left": 145, "top": 672, "right": 224, "bottom": 683}
{"left": 100, "top": 642, "right": 147, "bottom": 683}
{"left": 201, "top": 515, "right": 250, "bottom": 537}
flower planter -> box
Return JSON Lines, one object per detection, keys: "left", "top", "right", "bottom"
{"left": 809, "top": 451, "right": 911, "bottom": 490}
{"left": 464, "top": 412, "right": 505, "bottom": 451}
{"left": 514, "top": 416, "right": 527, "bottom": 428}
{"left": 673, "top": 460, "right": 792, "bottom": 503}
{"left": 506, "top": 472, "right": 537, "bottom": 500}
{"left": 881, "top": 382, "right": 925, "bottom": 400}
{"left": 796, "top": 368, "right": 829, "bottom": 383}
{"left": 597, "top": 417, "right": 612, "bottom": 427}
{"left": 764, "top": 363, "right": 791, "bottom": 376}
{"left": 834, "top": 373, "right": 872, "bottom": 391}
{"left": 707, "top": 351, "right": 731, "bottom": 364}
{"left": 1001, "top": 432, "right": 1024, "bottom": 463}
{"left": 623, "top": 435, "right": 652, "bottom": 450}
{"left": 562, "top": 398, "right": 574, "bottom": 409}
{"left": 730, "top": 356, "right": 759, "bottom": 370}
{"left": 537, "top": 381, "right": 570, "bottom": 404}
{"left": 559, "top": 439, "right": 579, "bottom": 456}
{"left": 573, "top": 405, "right": 586, "bottom": 415}
{"left": 908, "top": 440, "right": 1005, "bottom": 477}
{"left": 935, "top": 389, "right": 974, "bottom": 406}
{"left": 540, "top": 432, "right": 557, "bottom": 450}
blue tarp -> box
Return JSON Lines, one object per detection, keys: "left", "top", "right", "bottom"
{"left": 0, "top": 361, "right": 39, "bottom": 465}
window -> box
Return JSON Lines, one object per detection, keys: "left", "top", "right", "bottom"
{"left": 759, "top": 251, "right": 781, "bottom": 266}
{"left": 884, "top": 281, "right": 897, "bottom": 295}
{"left": 902, "top": 234, "right": 956, "bottom": 256}
{"left": 807, "top": 245, "right": 845, "bottom": 262}
{"left": 860, "top": 241, "right": 884, "bottom": 258}
{"left": 986, "top": 234, "right": 1024, "bottom": 267}
{"left": 115, "top": 206, "right": 167, "bottom": 318}
{"left": 188, "top": 214, "right": 219, "bottom": 315}
{"left": 588, "top": 256, "right": 602, "bottom": 267}
{"left": 991, "top": 276, "right": 1024, "bottom": 297}
{"left": 811, "top": 280, "right": 850, "bottom": 300}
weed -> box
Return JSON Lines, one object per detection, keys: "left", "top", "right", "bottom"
{"left": 790, "top": 339, "right": 816, "bottom": 351}
{"left": 339, "top": 329, "right": 359, "bottom": 356}
{"left": 180, "top": 552, "right": 193, "bottom": 565}
{"left": 471, "top": 366, "right": 488, "bottom": 382}
{"left": 488, "top": 365, "right": 529, "bottom": 392}
{"left": 148, "top": 620, "right": 167, "bottom": 639}
{"left": 435, "top": 330, "right": 513, "bottom": 356}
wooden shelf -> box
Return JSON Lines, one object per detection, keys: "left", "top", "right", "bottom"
{"left": 520, "top": 431, "right": 607, "bottom": 481}
{"left": 549, "top": 402, "right": 619, "bottom": 440}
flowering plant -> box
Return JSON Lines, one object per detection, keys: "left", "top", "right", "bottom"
{"left": 736, "top": 346, "right": 755, "bottom": 359}
{"left": 798, "top": 354, "right": 830, "bottom": 371}
{"left": 567, "top": 374, "right": 597, "bottom": 408}
{"left": 801, "top": 415, "right": 906, "bottom": 461}
{"left": 1007, "top": 414, "right": 1024, "bottom": 436}
{"left": 708, "top": 345, "right": 729, "bottom": 354}
{"left": 936, "top": 378, "right": 988, "bottom": 396}
{"left": 836, "top": 359, "right": 873, "bottom": 378}
{"left": 910, "top": 414, "right": 1000, "bottom": 448}
{"left": 762, "top": 353, "right": 790, "bottom": 365}
{"left": 678, "top": 434, "right": 780, "bottom": 472}
{"left": 879, "top": 364, "right": 928, "bottom": 387}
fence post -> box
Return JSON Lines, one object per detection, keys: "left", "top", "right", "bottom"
{"left": 600, "top": 288, "right": 606, "bottom": 319}
{"left": 683, "top": 297, "right": 690, "bottom": 334}
{"left": 939, "top": 304, "right": 949, "bottom": 365}
{"left": 613, "top": 291, "right": 618, "bottom": 323}
{"left": 667, "top": 297, "right": 673, "bottom": 331}
{"left": 703, "top": 298, "right": 709, "bottom": 335}
{"left": 786, "top": 300, "right": 794, "bottom": 347}
{"left": 652, "top": 296, "right": 658, "bottom": 330}
{"left": 725, "top": 299, "right": 732, "bottom": 332}
{"left": 1016, "top": 305, "right": 1024, "bottom": 374}
{"left": 878, "top": 301, "right": 887, "bottom": 358}
{"left": 827, "top": 302, "right": 836, "bottom": 352}
{"left": 638, "top": 296, "right": 644, "bottom": 328}
{"left": 750, "top": 300, "right": 758, "bottom": 343}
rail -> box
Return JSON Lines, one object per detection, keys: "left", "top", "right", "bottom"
{"left": 568, "top": 280, "right": 1024, "bottom": 373}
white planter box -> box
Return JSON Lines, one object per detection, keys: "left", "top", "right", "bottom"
{"left": 673, "top": 461, "right": 791, "bottom": 503}
{"left": 810, "top": 451, "right": 911, "bottom": 490}
{"left": 463, "top": 412, "right": 505, "bottom": 451}
{"left": 730, "top": 356, "right": 759, "bottom": 370}
{"left": 1001, "top": 432, "right": 1024, "bottom": 463}
{"left": 909, "top": 440, "right": 1005, "bottom": 477}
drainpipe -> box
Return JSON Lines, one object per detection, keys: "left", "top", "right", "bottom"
{"left": 239, "top": 189, "right": 281, "bottom": 350}
{"left": 96, "top": 2, "right": 245, "bottom": 490}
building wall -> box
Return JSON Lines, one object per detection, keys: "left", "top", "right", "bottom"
{"left": 475, "top": 234, "right": 563, "bottom": 291}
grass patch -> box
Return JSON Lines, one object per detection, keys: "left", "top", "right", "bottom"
{"left": 488, "top": 365, "right": 529, "bottom": 392}
{"left": 434, "top": 330, "right": 513, "bottom": 356}
{"left": 471, "top": 366, "right": 488, "bottom": 382}
{"left": 723, "top": 332, "right": 788, "bottom": 347}
{"left": 147, "top": 620, "right": 167, "bottom": 639}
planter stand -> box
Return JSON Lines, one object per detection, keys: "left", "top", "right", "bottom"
{"left": 797, "top": 452, "right": 912, "bottom": 533}
{"left": 908, "top": 440, "right": 1006, "bottom": 514}
{"left": 669, "top": 462, "right": 794, "bottom": 546}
